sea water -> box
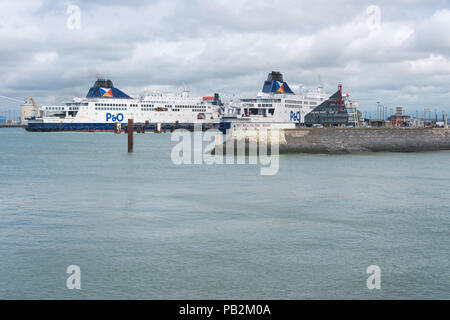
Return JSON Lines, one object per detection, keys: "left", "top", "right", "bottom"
{"left": 0, "top": 128, "right": 449, "bottom": 299}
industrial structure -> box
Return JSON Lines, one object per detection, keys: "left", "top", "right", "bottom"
{"left": 304, "top": 84, "right": 362, "bottom": 127}
{"left": 20, "top": 98, "right": 38, "bottom": 125}
{"left": 390, "top": 107, "right": 411, "bottom": 127}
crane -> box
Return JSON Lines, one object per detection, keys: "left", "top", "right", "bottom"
{"left": 29, "top": 97, "right": 38, "bottom": 112}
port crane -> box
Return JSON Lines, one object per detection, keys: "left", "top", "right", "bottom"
{"left": 29, "top": 97, "right": 39, "bottom": 114}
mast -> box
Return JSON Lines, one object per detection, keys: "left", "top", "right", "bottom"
{"left": 337, "top": 83, "right": 343, "bottom": 113}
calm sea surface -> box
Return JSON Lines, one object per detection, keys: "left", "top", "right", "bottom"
{"left": 0, "top": 128, "right": 449, "bottom": 299}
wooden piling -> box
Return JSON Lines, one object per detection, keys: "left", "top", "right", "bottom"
{"left": 128, "top": 118, "right": 133, "bottom": 152}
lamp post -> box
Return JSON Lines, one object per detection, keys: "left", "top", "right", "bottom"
{"left": 377, "top": 102, "right": 380, "bottom": 120}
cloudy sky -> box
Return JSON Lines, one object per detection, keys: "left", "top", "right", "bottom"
{"left": 1, "top": 0, "right": 449, "bottom": 115}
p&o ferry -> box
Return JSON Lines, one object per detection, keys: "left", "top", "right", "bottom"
{"left": 26, "top": 79, "right": 222, "bottom": 132}
{"left": 220, "top": 71, "right": 330, "bottom": 131}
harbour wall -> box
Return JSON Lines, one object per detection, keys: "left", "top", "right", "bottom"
{"left": 222, "top": 128, "right": 450, "bottom": 154}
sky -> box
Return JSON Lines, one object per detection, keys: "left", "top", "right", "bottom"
{"left": 0, "top": 0, "right": 450, "bottom": 115}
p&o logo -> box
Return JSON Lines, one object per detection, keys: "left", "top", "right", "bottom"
{"left": 290, "top": 111, "right": 300, "bottom": 122}
{"left": 106, "top": 113, "right": 124, "bottom": 122}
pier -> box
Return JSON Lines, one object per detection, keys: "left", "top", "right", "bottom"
{"left": 220, "top": 127, "right": 450, "bottom": 154}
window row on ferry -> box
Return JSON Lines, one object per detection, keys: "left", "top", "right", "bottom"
{"left": 241, "top": 99, "right": 281, "bottom": 103}
{"left": 95, "top": 107, "right": 127, "bottom": 111}
{"left": 171, "top": 105, "right": 200, "bottom": 109}
{"left": 285, "top": 100, "right": 318, "bottom": 105}
{"left": 95, "top": 103, "right": 128, "bottom": 107}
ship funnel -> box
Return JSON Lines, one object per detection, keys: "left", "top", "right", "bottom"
{"left": 261, "top": 71, "right": 294, "bottom": 94}
{"left": 86, "top": 78, "right": 131, "bottom": 99}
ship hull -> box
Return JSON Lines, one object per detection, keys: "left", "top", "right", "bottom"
{"left": 26, "top": 121, "right": 220, "bottom": 132}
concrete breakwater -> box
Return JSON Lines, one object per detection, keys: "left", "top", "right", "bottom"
{"left": 219, "top": 128, "right": 450, "bottom": 154}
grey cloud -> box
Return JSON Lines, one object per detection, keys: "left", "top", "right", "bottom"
{"left": 0, "top": 0, "right": 449, "bottom": 113}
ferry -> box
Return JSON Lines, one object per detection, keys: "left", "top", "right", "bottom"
{"left": 26, "top": 79, "right": 222, "bottom": 132}
{"left": 220, "top": 71, "right": 330, "bottom": 132}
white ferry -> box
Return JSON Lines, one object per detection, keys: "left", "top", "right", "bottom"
{"left": 26, "top": 79, "right": 222, "bottom": 131}
{"left": 219, "top": 71, "right": 330, "bottom": 132}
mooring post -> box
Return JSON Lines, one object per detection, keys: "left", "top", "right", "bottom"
{"left": 128, "top": 118, "right": 134, "bottom": 152}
